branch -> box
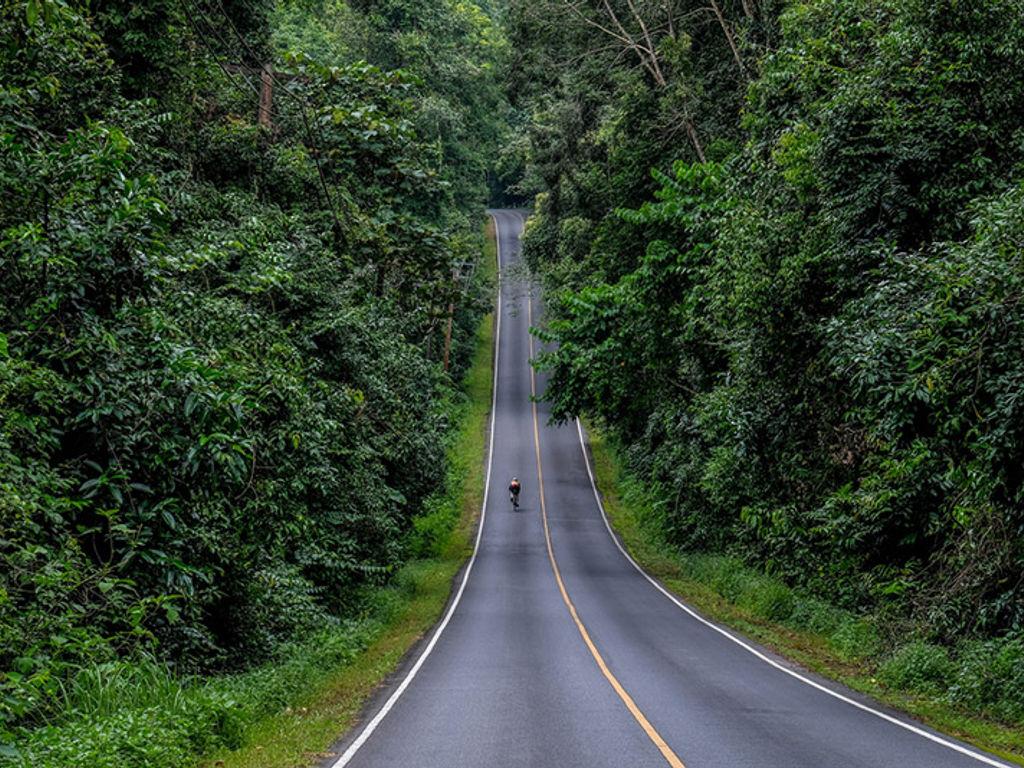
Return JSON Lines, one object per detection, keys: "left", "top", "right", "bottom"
{"left": 599, "top": 0, "right": 665, "bottom": 85}
{"left": 624, "top": 0, "right": 667, "bottom": 84}
{"left": 707, "top": 0, "right": 747, "bottom": 76}
{"left": 562, "top": 1, "right": 637, "bottom": 49}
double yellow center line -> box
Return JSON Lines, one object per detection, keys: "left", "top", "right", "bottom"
{"left": 526, "top": 295, "right": 686, "bottom": 768}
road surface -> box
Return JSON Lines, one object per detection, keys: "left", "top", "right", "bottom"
{"left": 328, "top": 210, "right": 1011, "bottom": 768}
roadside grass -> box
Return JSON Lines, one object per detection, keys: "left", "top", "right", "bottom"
{"left": 583, "top": 426, "right": 1024, "bottom": 767}
{"left": 0, "top": 222, "right": 496, "bottom": 768}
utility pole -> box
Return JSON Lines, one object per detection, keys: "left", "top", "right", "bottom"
{"left": 258, "top": 64, "right": 273, "bottom": 129}
{"left": 442, "top": 266, "right": 458, "bottom": 372}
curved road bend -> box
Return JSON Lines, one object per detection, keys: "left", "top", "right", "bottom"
{"left": 329, "top": 210, "right": 1012, "bottom": 768}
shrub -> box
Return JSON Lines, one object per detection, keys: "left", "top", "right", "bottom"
{"left": 6, "top": 685, "right": 244, "bottom": 768}
{"left": 743, "top": 579, "right": 796, "bottom": 623}
{"left": 221, "top": 565, "right": 334, "bottom": 664}
{"left": 527, "top": 0, "right": 1024, "bottom": 645}
{"left": 788, "top": 598, "right": 845, "bottom": 636}
{"left": 0, "top": 0, "right": 497, "bottom": 728}
{"left": 879, "top": 642, "right": 955, "bottom": 696}
{"left": 829, "top": 619, "right": 882, "bottom": 662}
{"left": 947, "top": 636, "right": 1024, "bottom": 723}
{"left": 56, "top": 661, "right": 187, "bottom": 723}
{"left": 408, "top": 496, "right": 458, "bottom": 559}
{"left": 678, "top": 554, "right": 747, "bottom": 603}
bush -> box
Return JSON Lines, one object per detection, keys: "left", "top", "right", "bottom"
{"left": 788, "top": 598, "right": 846, "bottom": 636}
{"left": 947, "top": 637, "right": 1024, "bottom": 723}
{"left": 526, "top": 0, "right": 1024, "bottom": 644}
{"left": 742, "top": 579, "right": 796, "bottom": 623}
{"left": 678, "top": 554, "right": 747, "bottom": 603}
{"left": 1, "top": 620, "right": 380, "bottom": 768}
{"left": 56, "top": 662, "right": 188, "bottom": 723}
{"left": 880, "top": 642, "right": 955, "bottom": 696}
{"left": 829, "top": 619, "right": 882, "bottom": 662}
{"left": 7, "top": 686, "right": 244, "bottom": 768}
{"left": 220, "top": 565, "right": 335, "bottom": 664}
{"left": 408, "top": 496, "right": 459, "bottom": 559}
{"left": 0, "top": 0, "right": 500, "bottom": 730}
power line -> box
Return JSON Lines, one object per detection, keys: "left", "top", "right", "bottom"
{"left": 181, "top": 0, "right": 291, "bottom": 141}
{"left": 179, "top": 0, "right": 276, "bottom": 110}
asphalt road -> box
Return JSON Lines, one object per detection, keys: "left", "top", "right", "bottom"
{"left": 329, "top": 210, "right": 1011, "bottom": 768}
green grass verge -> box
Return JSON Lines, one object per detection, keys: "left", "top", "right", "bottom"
{"left": 0, "top": 223, "right": 497, "bottom": 768}
{"left": 584, "top": 425, "right": 1024, "bottom": 766}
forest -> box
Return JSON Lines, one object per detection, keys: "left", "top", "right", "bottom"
{"left": 509, "top": 0, "right": 1024, "bottom": 727}
{"left": 1, "top": 0, "right": 505, "bottom": 762}
{"left": 3, "top": 0, "right": 1024, "bottom": 764}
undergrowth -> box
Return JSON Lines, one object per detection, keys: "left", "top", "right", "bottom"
{"left": 1, "top": 614, "right": 386, "bottom": 766}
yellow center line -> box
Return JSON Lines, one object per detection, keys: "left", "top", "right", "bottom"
{"left": 526, "top": 294, "right": 686, "bottom": 768}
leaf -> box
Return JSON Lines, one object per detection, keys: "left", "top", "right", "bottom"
{"left": 79, "top": 477, "right": 101, "bottom": 492}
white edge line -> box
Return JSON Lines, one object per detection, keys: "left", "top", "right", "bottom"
{"left": 573, "top": 419, "right": 1013, "bottom": 768}
{"left": 330, "top": 214, "right": 505, "bottom": 767}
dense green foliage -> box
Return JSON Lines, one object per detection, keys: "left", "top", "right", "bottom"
{"left": 510, "top": 0, "right": 1024, "bottom": 673}
{"left": 0, "top": 0, "right": 506, "bottom": 750}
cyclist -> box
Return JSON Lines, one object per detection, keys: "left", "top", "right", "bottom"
{"left": 508, "top": 477, "right": 521, "bottom": 508}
